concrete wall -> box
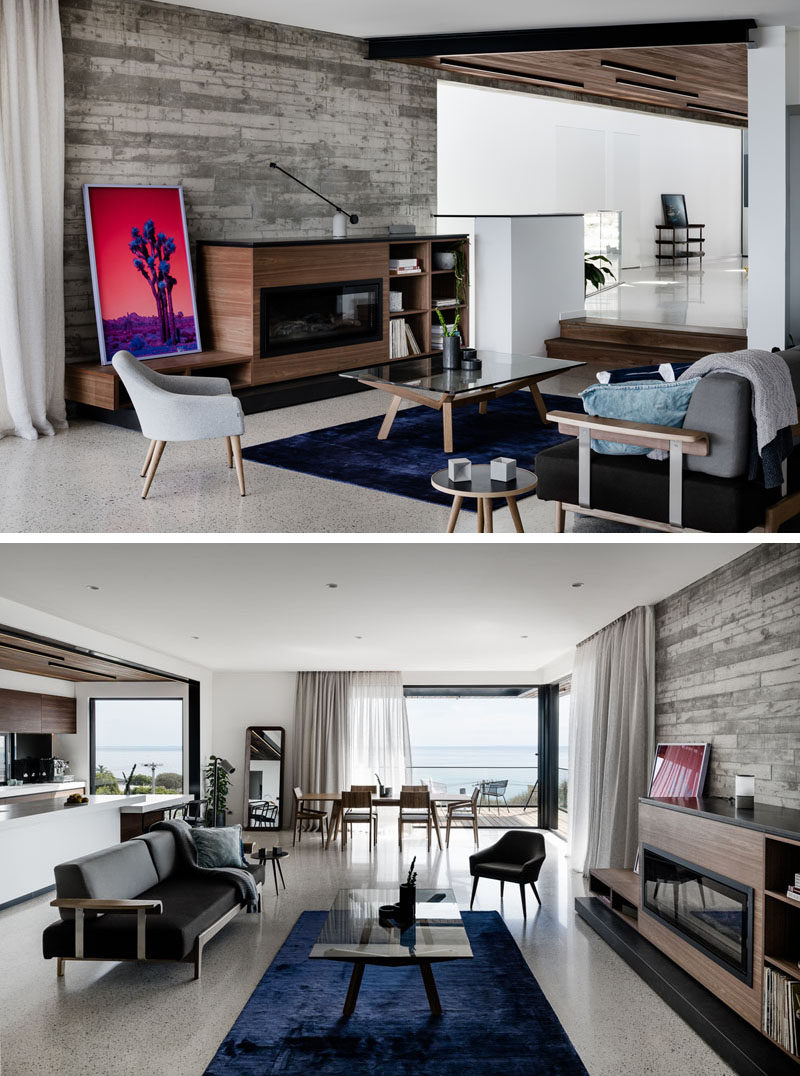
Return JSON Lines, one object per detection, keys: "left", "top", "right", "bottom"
{"left": 60, "top": 0, "right": 438, "bottom": 359}
{"left": 654, "top": 546, "right": 800, "bottom": 810}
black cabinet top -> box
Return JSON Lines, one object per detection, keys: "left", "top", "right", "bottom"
{"left": 641, "top": 795, "right": 800, "bottom": 842}
{"left": 197, "top": 234, "right": 468, "bottom": 249}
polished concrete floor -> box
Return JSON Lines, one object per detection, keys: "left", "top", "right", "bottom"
{"left": 0, "top": 386, "right": 576, "bottom": 535}
{"left": 0, "top": 825, "right": 735, "bottom": 1076}
{"left": 584, "top": 257, "right": 747, "bottom": 332}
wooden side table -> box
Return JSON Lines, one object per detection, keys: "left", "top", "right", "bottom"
{"left": 431, "top": 464, "right": 537, "bottom": 533}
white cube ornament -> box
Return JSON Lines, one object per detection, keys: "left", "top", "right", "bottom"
{"left": 448, "top": 458, "right": 472, "bottom": 482}
{"left": 490, "top": 456, "right": 517, "bottom": 482}
{"left": 735, "top": 774, "right": 754, "bottom": 810}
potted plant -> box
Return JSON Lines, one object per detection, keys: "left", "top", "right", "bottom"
{"left": 435, "top": 309, "right": 461, "bottom": 369}
{"left": 584, "top": 253, "right": 616, "bottom": 294}
{"left": 205, "top": 755, "right": 233, "bottom": 827}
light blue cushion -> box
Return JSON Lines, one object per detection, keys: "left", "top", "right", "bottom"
{"left": 581, "top": 378, "right": 700, "bottom": 454}
{"left": 191, "top": 824, "right": 245, "bottom": 868}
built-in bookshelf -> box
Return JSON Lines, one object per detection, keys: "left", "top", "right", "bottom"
{"left": 763, "top": 835, "right": 800, "bottom": 1060}
{"left": 387, "top": 237, "right": 469, "bottom": 360}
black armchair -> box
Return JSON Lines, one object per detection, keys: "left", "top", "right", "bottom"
{"left": 469, "top": 831, "right": 546, "bottom": 918}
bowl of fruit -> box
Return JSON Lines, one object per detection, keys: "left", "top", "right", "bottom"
{"left": 64, "top": 792, "right": 89, "bottom": 807}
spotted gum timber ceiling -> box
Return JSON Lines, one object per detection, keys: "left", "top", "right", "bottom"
{"left": 367, "top": 19, "right": 754, "bottom": 126}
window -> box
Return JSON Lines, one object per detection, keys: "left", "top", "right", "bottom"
{"left": 90, "top": 698, "right": 184, "bottom": 795}
{"left": 404, "top": 688, "right": 539, "bottom": 824}
{"left": 558, "top": 682, "right": 571, "bottom": 836}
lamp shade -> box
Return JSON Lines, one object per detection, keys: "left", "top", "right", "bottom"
{"left": 217, "top": 757, "right": 235, "bottom": 775}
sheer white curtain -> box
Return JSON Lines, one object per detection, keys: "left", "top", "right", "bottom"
{"left": 0, "top": 0, "right": 67, "bottom": 439}
{"left": 347, "top": 671, "right": 411, "bottom": 794}
{"left": 568, "top": 605, "right": 655, "bottom": 875}
{"left": 293, "top": 670, "right": 411, "bottom": 807}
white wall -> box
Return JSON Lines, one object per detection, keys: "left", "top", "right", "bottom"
{"left": 210, "top": 672, "right": 296, "bottom": 828}
{"left": 0, "top": 669, "right": 75, "bottom": 698}
{"left": 437, "top": 80, "right": 742, "bottom": 268}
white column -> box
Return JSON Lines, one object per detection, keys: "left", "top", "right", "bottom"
{"left": 747, "top": 27, "right": 800, "bottom": 349}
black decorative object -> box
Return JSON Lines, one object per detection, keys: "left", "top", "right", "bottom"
{"left": 269, "top": 162, "right": 358, "bottom": 238}
{"left": 442, "top": 335, "right": 460, "bottom": 369}
{"left": 399, "top": 856, "right": 417, "bottom": 923}
{"left": 460, "top": 348, "right": 481, "bottom": 371}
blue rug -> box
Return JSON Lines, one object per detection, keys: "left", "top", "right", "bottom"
{"left": 205, "top": 910, "right": 588, "bottom": 1076}
{"left": 242, "top": 392, "right": 583, "bottom": 510}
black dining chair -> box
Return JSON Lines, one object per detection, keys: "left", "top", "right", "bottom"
{"left": 469, "top": 831, "right": 546, "bottom": 918}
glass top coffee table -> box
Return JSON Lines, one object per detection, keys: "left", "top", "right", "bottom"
{"left": 340, "top": 351, "right": 584, "bottom": 453}
{"left": 309, "top": 887, "right": 472, "bottom": 1016}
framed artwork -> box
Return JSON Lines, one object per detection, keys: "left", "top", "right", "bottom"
{"left": 661, "top": 193, "right": 688, "bottom": 229}
{"left": 83, "top": 184, "right": 201, "bottom": 364}
{"left": 648, "top": 742, "right": 711, "bottom": 800}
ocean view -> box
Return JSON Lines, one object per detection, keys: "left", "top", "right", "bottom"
{"left": 97, "top": 745, "right": 183, "bottom": 780}
{"left": 408, "top": 745, "right": 568, "bottom": 797}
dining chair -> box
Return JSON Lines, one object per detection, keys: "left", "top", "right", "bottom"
{"left": 111, "top": 350, "right": 247, "bottom": 499}
{"left": 398, "top": 787, "right": 433, "bottom": 851}
{"left": 292, "top": 786, "right": 328, "bottom": 846}
{"left": 340, "top": 789, "right": 377, "bottom": 848}
{"left": 445, "top": 786, "right": 480, "bottom": 847}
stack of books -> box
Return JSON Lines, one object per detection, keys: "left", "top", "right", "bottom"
{"left": 786, "top": 873, "right": 800, "bottom": 903}
{"left": 389, "top": 318, "right": 422, "bottom": 358}
{"left": 389, "top": 258, "right": 422, "bottom": 276}
{"left": 763, "top": 965, "right": 800, "bottom": 1055}
{"left": 431, "top": 321, "right": 458, "bottom": 350}
{"left": 433, "top": 297, "right": 459, "bottom": 308}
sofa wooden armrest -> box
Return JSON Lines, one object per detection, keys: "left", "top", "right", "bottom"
{"left": 50, "top": 897, "right": 163, "bottom": 962}
{"left": 546, "top": 411, "right": 710, "bottom": 456}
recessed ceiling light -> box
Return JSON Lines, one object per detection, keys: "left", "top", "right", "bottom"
{"left": 325, "top": 583, "right": 339, "bottom": 589}
{"left": 86, "top": 585, "right": 100, "bottom": 591}
{"left": 520, "top": 635, "right": 529, "bottom": 639}
{"left": 571, "top": 582, "right": 584, "bottom": 589}
{"left": 190, "top": 635, "right": 200, "bottom": 640}
{"left": 354, "top": 635, "right": 364, "bottom": 640}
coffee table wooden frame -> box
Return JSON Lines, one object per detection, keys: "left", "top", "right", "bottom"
{"left": 360, "top": 374, "right": 552, "bottom": 454}
{"left": 431, "top": 466, "right": 538, "bottom": 533}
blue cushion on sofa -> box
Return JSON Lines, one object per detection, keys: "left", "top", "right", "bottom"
{"left": 581, "top": 378, "right": 701, "bottom": 454}
{"left": 191, "top": 825, "right": 245, "bottom": 868}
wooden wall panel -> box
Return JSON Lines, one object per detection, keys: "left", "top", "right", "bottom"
{"left": 639, "top": 803, "right": 764, "bottom": 1028}
{"left": 41, "top": 696, "right": 78, "bottom": 735}
{"left": 197, "top": 245, "right": 255, "bottom": 355}
{"left": 0, "top": 689, "right": 42, "bottom": 733}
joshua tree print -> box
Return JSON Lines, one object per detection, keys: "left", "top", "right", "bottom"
{"left": 129, "top": 220, "right": 181, "bottom": 345}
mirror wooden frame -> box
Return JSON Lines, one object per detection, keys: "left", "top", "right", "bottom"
{"left": 242, "top": 725, "right": 285, "bottom": 832}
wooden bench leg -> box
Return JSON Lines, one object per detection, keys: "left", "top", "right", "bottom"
{"left": 57, "top": 958, "right": 65, "bottom": 978}
{"left": 555, "top": 501, "right": 565, "bottom": 533}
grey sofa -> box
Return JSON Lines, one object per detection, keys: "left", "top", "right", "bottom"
{"left": 42, "top": 830, "right": 264, "bottom": 979}
{"left": 535, "top": 347, "right": 800, "bottom": 533}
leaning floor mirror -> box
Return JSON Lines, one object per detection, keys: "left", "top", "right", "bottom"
{"left": 243, "top": 726, "right": 285, "bottom": 831}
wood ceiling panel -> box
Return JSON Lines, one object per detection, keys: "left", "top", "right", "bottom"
{"left": 413, "top": 44, "right": 747, "bottom": 124}
{"left": 0, "top": 630, "right": 174, "bottom": 683}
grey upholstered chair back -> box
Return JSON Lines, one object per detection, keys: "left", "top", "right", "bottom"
{"left": 111, "top": 350, "right": 245, "bottom": 442}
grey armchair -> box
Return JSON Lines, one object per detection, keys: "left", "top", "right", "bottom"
{"left": 111, "top": 350, "right": 247, "bottom": 499}
{"left": 469, "top": 831, "right": 546, "bottom": 918}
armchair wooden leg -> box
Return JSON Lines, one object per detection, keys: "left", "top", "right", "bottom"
{"left": 230, "top": 435, "right": 246, "bottom": 496}
{"left": 531, "top": 881, "right": 541, "bottom": 905}
{"left": 140, "top": 439, "right": 156, "bottom": 478}
{"left": 500, "top": 880, "right": 505, "bottom": 899}
{"left": 470, "top": 875, "right": 479, "bottom": 909}
{"left": 555, "top": 501, "right": 565, "bottom": 533}
{"left": 141, "top": 440, "right": 166, "bottom": 499}
{"left": 225, "top": 435, "right": 233, "bottom": 468}
{"left": 519, "top": 883, "right": 527, "bottom": 919}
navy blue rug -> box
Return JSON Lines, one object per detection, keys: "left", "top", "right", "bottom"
{"left": 204, "top": 910, "right": 588, "bottom": 1076}
{"left": 242, "top": 392, "right": 583, "bottom": 510}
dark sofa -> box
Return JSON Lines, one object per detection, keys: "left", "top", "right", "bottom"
{"left": 42, "top": 830, "right": 264, "bottom": 979}
{"left": 535, "top": 346, "right": 800, "bottom": 533}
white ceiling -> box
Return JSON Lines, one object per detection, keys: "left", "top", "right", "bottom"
{"left": 154, "top": 1, "right": 798, "bottom": 38}
{"left": 0, "top": 543, "right": 754, "bottom": 673}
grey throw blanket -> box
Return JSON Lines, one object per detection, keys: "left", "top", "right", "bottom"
{"left": 678, "top": 349, "right": 797, "bottom": 488}
{"left": 152, "top": 819, "right": 259, "bottom": 912}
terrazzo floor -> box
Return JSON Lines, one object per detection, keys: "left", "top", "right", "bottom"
{"left": 0, "top": 824, "right": 735, "bottom": 1076}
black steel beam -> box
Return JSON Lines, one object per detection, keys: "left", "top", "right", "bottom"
{"left": 367, "top": 19, "right": 757, "bottom": 60}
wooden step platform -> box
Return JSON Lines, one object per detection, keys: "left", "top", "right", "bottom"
{"left": 546, "top": 317, "right": 747, "bottom": 371}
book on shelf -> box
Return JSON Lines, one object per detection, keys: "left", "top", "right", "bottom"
{"left": 786, "top": 888, "right": 800, "bottom": 902}
{"left": 389, "top": 258, "right": 421, "bottom": 276}
{"left": 390, "top": 268, "right": 422, "bottom": 276}
{"left": 390, "top": 318, "right": 409, "bottom": 359}
{"left": 404, "top": 323, "right": 421, "bottom": 355}
{"left": 433, "top": 298, "right": 459, "bottom": 308}
{"left": 794, "top": 873, "right": 800, "bottom": 887}
{"left": 763, "top": 966, "right": 800, "bottom": 1056}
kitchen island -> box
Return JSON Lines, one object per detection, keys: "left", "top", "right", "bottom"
{"left": 0, "top": 792, "right": 193, "bottom": 908}
{"left": 0, "top": 782, "right": 86, "bottom": 803}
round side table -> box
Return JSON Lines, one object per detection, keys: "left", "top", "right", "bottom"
{"left": 431, "top": 465, "right": 537, "bottom": 533}
{"left": 258, "top": 848, "right": 289, "bottom": 896}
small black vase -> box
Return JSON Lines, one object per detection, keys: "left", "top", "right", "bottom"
{"left": 398, "top": 882, "right": 416, "bottom": 923}
{"left": 442, "top": 335, "right": 460, "bottom": 369}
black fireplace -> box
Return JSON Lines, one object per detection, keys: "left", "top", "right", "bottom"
{"left": 260, "top": 278, "right": 382, "bottom": 358}
{"left": 641, "top": 845, "right": 753, "bottom": 985}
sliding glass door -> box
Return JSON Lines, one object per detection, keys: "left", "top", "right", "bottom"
{"left": 404, "top": 687, "right": 540, "bottom": 826}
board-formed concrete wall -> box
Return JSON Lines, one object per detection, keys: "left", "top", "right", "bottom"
{"left": 655, "top": 546, "right": 800, "bottom": 809}
{"left": 60, "top": 0, "right": 438, "bottom": 360}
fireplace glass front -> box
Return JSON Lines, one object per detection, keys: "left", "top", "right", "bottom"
{"left": 260, "top": 278, "right": 382, "bottom": 358}
{"left": 642, "top": 845, "right": 753, "bottom": 984}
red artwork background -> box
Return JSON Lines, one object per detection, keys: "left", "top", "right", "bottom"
{"left": 85, "top": 185, "right": 200, "bottom": 363}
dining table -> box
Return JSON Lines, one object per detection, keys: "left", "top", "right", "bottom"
{"left": 294, "top": 791, "right": 474, "bottom": 850}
